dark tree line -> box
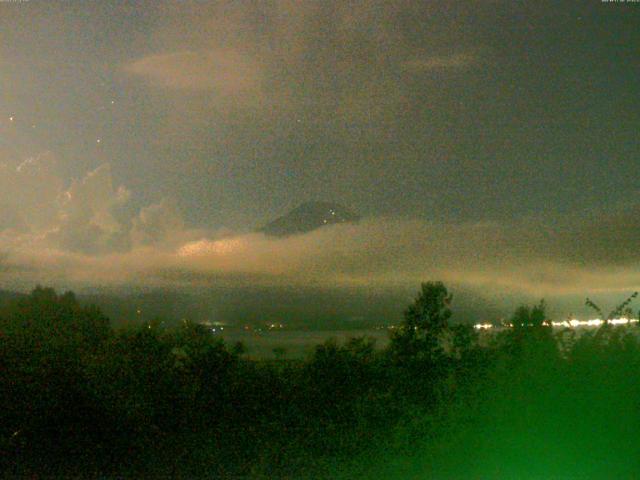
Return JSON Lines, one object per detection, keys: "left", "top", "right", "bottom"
{"left": 2, "top": 283, "right": 640, "bottom": 478}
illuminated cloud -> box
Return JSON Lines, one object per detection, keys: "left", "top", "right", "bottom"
{"left": 47, "top": 164, "right": 132, "bottom": 254}
{"left": 178, "top": 237, "right": 247, "bottom": 257}
{"left": 124, "top": 50, "right": 262, "bottom": 95}
{"left": 131, "top": 198, "right": 187, "bottom": 247}
{"left": 0, "top": 155, "right": 200, "bottom": 257}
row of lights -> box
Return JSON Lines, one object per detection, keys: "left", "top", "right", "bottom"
{"left": 474, "top": 318, "right": 640, "bottom": 330}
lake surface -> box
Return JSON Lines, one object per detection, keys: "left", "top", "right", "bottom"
{"left": 218, "top": 329, "right": 392, "bottom": 359}
{"left": 218, "top": 323, "right": 640, "bottom": 359}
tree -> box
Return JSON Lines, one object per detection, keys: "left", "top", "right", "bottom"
{"left": 0, "top": 287, "right": 112, "bottom": 461}
{"left": 0, "top": 286, "right": 110, "bottom": 348}
{"left": 272, "top": 346, "right": 287, "bottom": 360}
{"left": 501, "top": 300, "right": 557, "bottom": 363}
{"left": 510, "top": 300, "right": 547, "bottom": 328}
{"left": 406, "top": 281, "right": 452, "bottom": 333}
{"left": 389, "top": 281, "right": 452, "bottom": 362}
{"left": 450, "top": 322, "right": 479, "bottom": 359}
{"left": 585, "top": 292, "right": 638, "bottom": 323}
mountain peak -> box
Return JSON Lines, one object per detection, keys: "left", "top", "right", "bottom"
{"left": 259, "top": 201, "right": 360, "bottom": 237}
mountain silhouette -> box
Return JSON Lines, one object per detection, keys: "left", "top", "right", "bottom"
{"left": 259, "top": 201, "right": 360, "bottom": 237}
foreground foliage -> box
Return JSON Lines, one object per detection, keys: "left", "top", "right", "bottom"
{"left": 1, "top": 284, "right": 640, "bottom": 478}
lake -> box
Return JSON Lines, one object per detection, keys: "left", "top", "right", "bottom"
{"left": 217, "top": 328, "right": 393, "bottom": 359}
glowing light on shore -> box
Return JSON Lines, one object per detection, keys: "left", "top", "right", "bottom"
{"left": 473, "top": 323, "right": 494, "bottom": 330}
{"left": 474, "top": 318, "right": 639, "bottom": 330}
{"left": 610, "top": 317, "right": 636, "bottom": 325}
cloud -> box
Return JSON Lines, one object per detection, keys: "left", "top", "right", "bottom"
{"left": 2, "top": 155, "right": 640, "bottom": 308}
{"left": 555, "top": 204, "right": 640, "bottom": 267}
{"left": 131, "top": 198, "right": 186, "bottom": 247}
{"left": 0, "top": 152, "right": 63, "bottom": 232}
{"left": 46, "top": 164, "right": 133, "bottom": 254}
{"left": 120, "top": 1, "right": 488, "bottom": 144}
{"left": 0, "top": 154, "right": 200, "bottom": 257}
{"left": 11, "top": 214, "right": 627, "bottom": 298}
{"left": 124, "top": 50, "right": 262, "bottom": 94}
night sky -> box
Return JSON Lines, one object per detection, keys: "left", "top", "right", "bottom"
{"left": 1, "top": 1, "right": 639, "bottom": 317}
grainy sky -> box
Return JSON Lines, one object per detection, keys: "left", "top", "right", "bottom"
{"left": 1, "top": 0, "right": 639, "bottom": 315}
